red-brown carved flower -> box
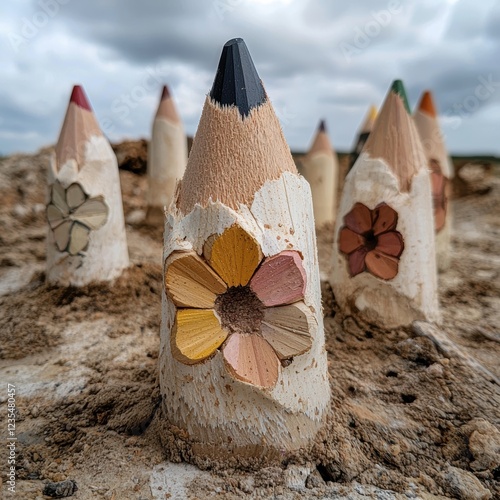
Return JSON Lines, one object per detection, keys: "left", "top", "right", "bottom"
{"left": 338, "top": 202, "right": 404, "bottom": 280}
{"left": 429, "top": 159, "right": 447, "bottom": 233}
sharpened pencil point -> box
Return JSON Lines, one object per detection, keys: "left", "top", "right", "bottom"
{"left": 70, "top": 85, "right": 92, "bottom": 111}
{"left": 161, "top": 85, "right": 171, "bottom": 100}
{"left": 391, "top": 80, "right": 411, "bottom": 114}
{"left": 369, "top": 105, "right": 377, "bottom": 122}
{"left": 417, "top": 90, "right": 437, "bottom": 118}
{"left": 319, "top": 119, "right": 327, "bottom": 132}
{"left": 210, "top": 38, "right": 266, "bottom": 117}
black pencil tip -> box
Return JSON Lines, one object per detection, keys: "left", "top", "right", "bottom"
{"left": 319, "top": 119, "right": 326, "bottom": 132}
{"left": 210, "top": 38, "right": 266, "bottom": 117}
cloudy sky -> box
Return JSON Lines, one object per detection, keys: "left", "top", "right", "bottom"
{"left": 1, "top": 0, "right": 499, "bottom": 156}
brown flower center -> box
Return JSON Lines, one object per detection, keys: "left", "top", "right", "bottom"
{"left": 215, "top": 286, "right": 264, "bottom": 335}
{"left": 363, "top": 230, "right": 378, "bottom": 251}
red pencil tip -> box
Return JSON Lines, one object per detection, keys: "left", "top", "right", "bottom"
{"left": 418, "top": 90, "right": 437, "bottom": 118}
{"left": 70, "top": 85, "right": 92, "bottom": 111}
{"left": 161, "top": 85, "right": 171, "bottom": 100}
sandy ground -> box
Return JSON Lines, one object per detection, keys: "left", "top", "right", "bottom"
{"left": 0, "top": 147, "right": 499, "bottom": 499}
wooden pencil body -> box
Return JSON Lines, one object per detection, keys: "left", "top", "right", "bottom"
{"left": 160, "top": 171, "right": 330, "bottom": 460}
{"left": 414, "top": 108, "right": 453, "bottom": 272}
{"left": 331, "top": 153, "right": 440, "bottom": 328}
{"left": 47, "top": 132, "right": 129, "bottom": 286}
{"left": 146, "top": 117, "right": 187, "bottom": 223}
{"left": 301, "top": 151, "right": 338, "bottom": 227}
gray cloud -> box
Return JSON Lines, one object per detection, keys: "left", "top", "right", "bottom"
{"left": 0, "top": 0, "right": 498, "bottom": 156}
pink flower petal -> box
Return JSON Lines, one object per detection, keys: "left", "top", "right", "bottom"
{"left": 223, "top": 334, "right": 280, "bottom": 389}
{"left": 250, "top": 251, "right": 306, "bottom": 307}
{"left": 431, "top": 171, "right": 447, "bottom": 233}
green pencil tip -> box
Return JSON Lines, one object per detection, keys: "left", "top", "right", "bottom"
{"left": 391, "top": 79, "right": 411, "bottom": 114}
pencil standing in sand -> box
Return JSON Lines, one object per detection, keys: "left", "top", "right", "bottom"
{"left": 414, "top": 90, "right": 453, "bottom": 272}
{"left": 301, "top": 119, "right": 338, "bottom": 227}
{"left": 146, "top": 85, "right": 188, "bottom": 224}
{"left": 349, "top": 104, "right": 377, "bottom": 169}
{"left": 331, "top": 80, "right": 439, "bottom": 328}
{"left": 46, "top": 85, "right": 129, "bottom": 286}
{"left": 159, "top": 38, "right": 330, "bottom": 462}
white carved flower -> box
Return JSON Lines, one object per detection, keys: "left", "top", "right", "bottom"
{"left": 46, "top": 181, "right": 108, "bottom": 255}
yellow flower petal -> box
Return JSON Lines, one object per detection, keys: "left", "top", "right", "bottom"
{"left": 165, "top": 251, "right": 227, "bottom": 308}
{"left": 260, "top": 302, "right": 314, "bottom": 360}
{"left": 204, "top": 225, "right": 262, "bottom": 287}
{"left": 171, "top": 309, "right": 228, "bottom": 365}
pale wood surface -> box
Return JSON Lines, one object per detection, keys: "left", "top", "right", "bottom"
{"left": 177, "top": 98, "right": 297, "bottom": 213}
{"left": 365, "top": 91, "right": 426, "bottom": 192}
{"left": 331, "top": 83, "right": 439, "bottom": 326}
{"left": 301, "top": 127, "right": 338, "bottom": 227}
{"left": 414, "top": 105, "right": 453, "bottom": 272}
{"left": 146, "top": 93, "right": 187, "bottom": 217}
{"left": 160, "top": 172, "right": 330, "bottom": 457}
{"left": 47, "top": 119, "right": 129, "bottom": 286}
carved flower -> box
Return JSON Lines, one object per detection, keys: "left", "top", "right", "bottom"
{"left": 429, "top": 159, "right": 447, "bottom": 233}
{"left": 164, "top": 225, "right": 315, "bottom": 389}
{"left": 46, "top": 180, "right": 108, "bottom": 255}
{"left": 338, "top": 202, "right": 404, "bottom": 280}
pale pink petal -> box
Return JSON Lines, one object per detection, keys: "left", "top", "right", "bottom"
{"left": 223, "top": 334, "right": 279, "bottom": 389}
{"left": 250, "top": 251, "right": 306, "bottom": 307}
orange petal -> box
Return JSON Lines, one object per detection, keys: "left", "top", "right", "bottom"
{"left": 365, "top": 250, "right": 399, "bottom": 280}
{"left": 165, "top": 252, "right": 227, "bottom": 308}
{"left": 204, "top": 225, "right": 262, "bottom": 287}
{"left": 431, "top": 171, "right": 447, "bottom": 233}
{"left": 260, "top": 302, "right": 313, "bottom": 359}
{"left": 348, "top": 247, "right": 368, "bottom": 277}
{"left": 429, "top": 158, "right": 442, "bottom": 175}
{"left": 376, "top": 231, "right": 404, "bottom": 258}
{"left": 223, "top": 334, "right": 279, "bottom": 389}
{"left": 344, "top": 202, "right": 372, "bottom": 234}
{"left": 171, "top": 309, "right": 228, "bottom": 365}
{"left": 431, "top": 171, "right": 445, "bottom": 196}
{"left": 434, "top": 207, "right": 446, "bottom": 233}
{"left": 372, "top": 203, "right": 398, "bottom": 235}
{"left": 339, "top": 227, "right": 365, "bottom": 254}
{"left": 250, "top": 251, "right": 306, "bottom": 307}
